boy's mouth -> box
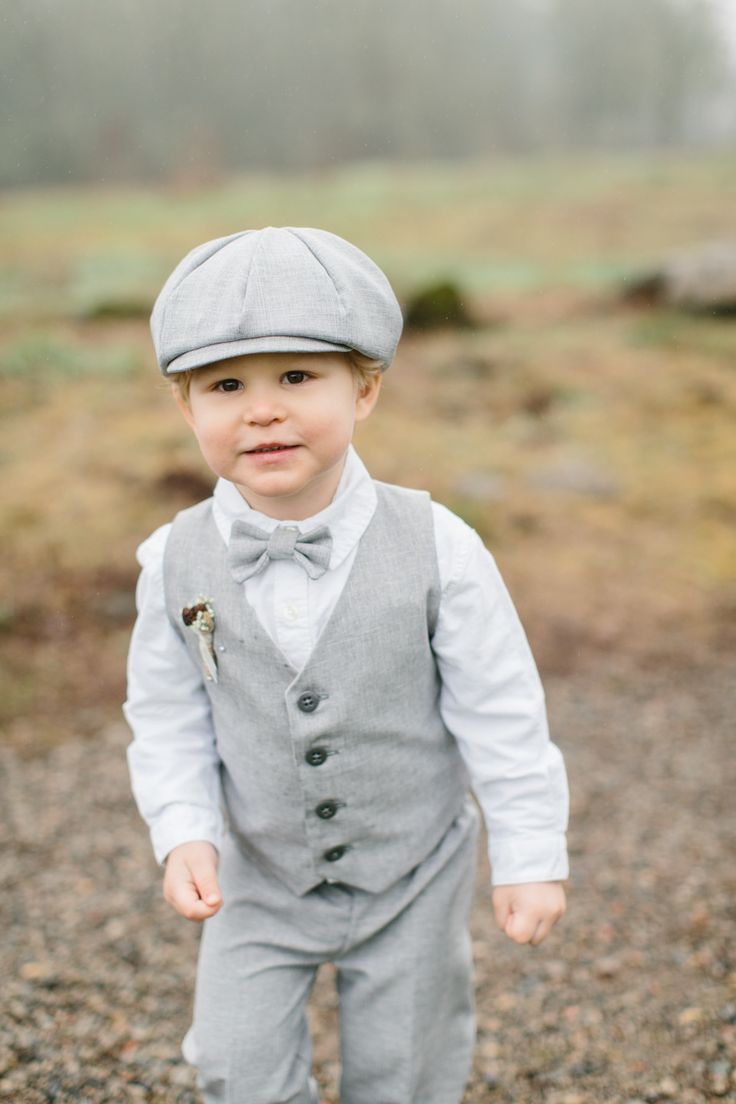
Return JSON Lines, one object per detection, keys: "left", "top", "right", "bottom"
{"left": 246, "top": 443, "right": 299, "bottom": 455}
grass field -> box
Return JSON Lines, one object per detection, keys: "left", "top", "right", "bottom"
{"left": 2, "top": 152, "right": 736, "bottom": 752}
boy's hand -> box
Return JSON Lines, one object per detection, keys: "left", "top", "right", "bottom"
{"left": 162, "top": 841, "right": 223, "bottom": 922}
{"left": 492, "top": 881, "right": 566, "bottom": 946}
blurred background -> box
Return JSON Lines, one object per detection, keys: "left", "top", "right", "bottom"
{"left": 2, "top": 2, "right": 736, "bottom": 1101}
{"left": 1, "top": 0, "right": 734, "bottom": 750}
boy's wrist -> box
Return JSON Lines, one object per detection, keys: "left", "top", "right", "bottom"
{"left": 164, "top": 838, "right": 220, "bottom": 865}
{"left": 488, "top": 831, "right": 569, "bottom": 888}
{"left": 149, "top": 805, "right": 225, "bottom": 867}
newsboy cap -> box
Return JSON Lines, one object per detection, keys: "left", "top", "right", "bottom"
{"left": 150, "top": 226, "right": 403, "bottom": 375}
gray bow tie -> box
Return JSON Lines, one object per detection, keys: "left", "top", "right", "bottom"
{"left": 228, "top": 520, "right": 333, "bottom": 582}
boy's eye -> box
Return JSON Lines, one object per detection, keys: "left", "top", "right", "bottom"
{"left": 283, "top": 370, "right": 310, "bottom": 385}
{"left": 214, "top": 378, "right": 242, "bottom": 392}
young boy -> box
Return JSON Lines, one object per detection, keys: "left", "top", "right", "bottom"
{"left": 124, "top": 226, "right": 569, "bottom": 1104}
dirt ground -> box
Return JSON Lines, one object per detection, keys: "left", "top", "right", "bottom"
{"left": 1, "top": 652, "right": 734, "bottom": 1104}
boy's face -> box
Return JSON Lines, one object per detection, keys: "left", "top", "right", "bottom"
{"left": 174, "top": 352, "right": 381, "bottom": 520}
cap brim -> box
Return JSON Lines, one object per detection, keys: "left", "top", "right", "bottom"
{"left": 164, "top": 336, "right": 353, "bottom": 375}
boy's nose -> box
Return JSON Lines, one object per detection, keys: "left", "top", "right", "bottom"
{"left": 244, "top": 390, "right": 286, "bottom": 426}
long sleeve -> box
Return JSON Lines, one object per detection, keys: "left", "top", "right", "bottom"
{"left": 123, "top": 525, "right": 226, "bottom": 865}
{"left": 431, "top": 504, "right": 569, "bottom": 886}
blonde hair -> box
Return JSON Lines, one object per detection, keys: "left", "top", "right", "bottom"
{"left": 346, "top": 350, "right": 384, "bottom": 389}
{"left": 170, "top": 350, "right": 383, "bottom": 403}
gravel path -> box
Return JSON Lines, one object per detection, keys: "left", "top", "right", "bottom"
{"left": 2, "top": 657, "right": 735, "bottom": 1103}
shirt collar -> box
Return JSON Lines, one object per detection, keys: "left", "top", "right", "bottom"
{"left": 211, "top": 445, "right": 377, "bottom": 571}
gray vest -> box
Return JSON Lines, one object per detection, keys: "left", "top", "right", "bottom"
{"left": 163, "top": 481, "right": 469, "bottom": 895}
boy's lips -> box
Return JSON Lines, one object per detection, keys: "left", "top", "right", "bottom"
{"left": 245, "top": 442, "right": 299, "bottom": 454}
{"left": 243, "top": 443, "right": 302, "bottom": 464}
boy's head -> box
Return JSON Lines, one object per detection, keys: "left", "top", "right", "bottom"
{"left": 151, "top": 227, "right": 402, "bottom": 520}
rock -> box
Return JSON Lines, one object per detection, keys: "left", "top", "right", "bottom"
{"left": 623, "top": 240, "right": 736, "bottom": 313}
{"left": 527, "top": 454, "right": 621, "bottom": 498}
{"left": 403, "top": 280, "right": 474, "bottom": 330}
{"left": 452, "top": 470, "right": 507, "bottom": 503}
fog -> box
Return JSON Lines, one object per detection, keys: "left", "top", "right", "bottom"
{"left": 1, "top": 0, "right": 734, "bottom": 186}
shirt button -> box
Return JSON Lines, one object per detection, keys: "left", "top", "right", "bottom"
{"left": 316, "top": 800, "right": 338, "bottom": 819}
{"left": 297, "top": 692, "right": 319, "bottom": 713}
{"left": 282, "top": 603, "right": 300, "bottom": 622}
{"left": 324, "top": 846, "right": 346, "bottom": 863}
{"left": 305, "top": 748, "right": 328, "bottom": 767}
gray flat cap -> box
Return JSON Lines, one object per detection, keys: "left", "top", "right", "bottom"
{"left": 151, "top": 226, "right": 403, "bottom": 375}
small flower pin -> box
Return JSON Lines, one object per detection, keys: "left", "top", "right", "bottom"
{"left": 182, "top": 596, "right": 218, "bottom": 683}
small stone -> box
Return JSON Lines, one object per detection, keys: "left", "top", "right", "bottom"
{"left": 688, "top": 903, "right": 710, "bottom": 933}
{"left": 658, "top": 1076, "right": 679, "bottom": 1097}
{"left": 495, "top": 991, "right": 517, "bottom": 1011}
{"left": 569, "top": 1058, "right": 600, "bottom": 1077}
{"left": 545, "top": 958, "right": 567, "bottom": 981}
{"left": 104, "top": 918, "right": 127, "bottom": 941}
{"left": 678, "top": 1006, "right": 704, "bottom": 1026}
{"left": 708, "top": 1060, "right": 731, "bottom": 1096}
{"left": 168, "top": 1064, "right": 195, "bottom": 1087}
{"left": 478, "top": 1039, "right": 500, "bottom": 1061}
{"left": 19, "top": 961, "right": 53, "bottom": 981}
{"left": 120, "top": 1040, "right": 140, "bottom": 1061}
{"left": 594, "top": 955, "right": 622, "bottom": 978}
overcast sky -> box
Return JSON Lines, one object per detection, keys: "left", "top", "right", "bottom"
{"left": 717, "top": 0, "right": 736, "bottom": 48}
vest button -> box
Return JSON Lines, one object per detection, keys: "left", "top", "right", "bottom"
{"left": 306, "top": 748, "right": 328, "bottom": 767}
{"left": 297, "top": 692, "right": 319, "bottom": 713}
{"left": 324, "top": 846, "right": 346, "bottom": 862}
{"left": 316, "top": 800, "right": 338, "bottom": 819}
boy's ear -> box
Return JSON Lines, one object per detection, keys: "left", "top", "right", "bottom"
{"left": 354, "top": 373, "right": 382, "bottom": 422}
{"left": 171, "top": 384, "right": 195, "bottom": 428}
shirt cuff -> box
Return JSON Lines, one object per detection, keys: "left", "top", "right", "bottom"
{"left": 149, "top": 804, "right": 225, "bottom": 867}
{"left": 488, "top": 831, "right": 569, "bottom": 886}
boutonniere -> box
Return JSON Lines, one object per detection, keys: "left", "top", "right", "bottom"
{"left": 182, "top": 596, "right": 218, "bottom": 684}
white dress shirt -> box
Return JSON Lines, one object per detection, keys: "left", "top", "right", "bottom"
{"left": 124, "top": 446, "right": 569, "bottom": 886}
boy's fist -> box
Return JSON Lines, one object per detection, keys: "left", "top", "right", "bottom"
{"left": 163, "top": 840, "right": 223, "bottom": 922}
{"left": 492, "top": 881, "right": 566, "bottom": 946}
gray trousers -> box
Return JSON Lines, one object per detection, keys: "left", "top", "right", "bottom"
{"left": 182, "top": 800, "right": 479, "bottom": 1104}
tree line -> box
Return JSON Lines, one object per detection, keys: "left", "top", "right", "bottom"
{"left": 1, "top": 0, "right": 732, "bottom": 187}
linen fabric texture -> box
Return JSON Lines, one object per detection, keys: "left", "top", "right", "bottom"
{"left": 163, "top": 481, "right": 469, "bottom": 896}
{"left": 182, "top": 800, "right": 479, "bottom": 1104}
{"left": 150, "top": 226, "right": 404, "bottom": 375}
{"left": 227, "top": 519, "right": 333, "bottom": 583}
